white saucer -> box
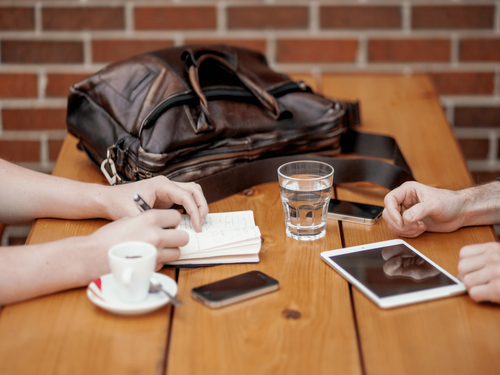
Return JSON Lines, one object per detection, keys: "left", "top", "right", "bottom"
{"left": 87, "top": 272, "right": 178, "bottom": 316}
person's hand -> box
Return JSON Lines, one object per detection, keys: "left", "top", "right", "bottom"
{"left": 458, "top": 242, "right": 500, "bottom": 304}
{"left": 82, "top": 209, "right": 188, "bottom": 279}
{"left": 382, "top": 181, "right": 466, "bottom": 238}
{"left": 381, "top": 245, "right": 440, "bottom": 280}
{"left": 103, "top": 176, "right": 208, "bottom": 232}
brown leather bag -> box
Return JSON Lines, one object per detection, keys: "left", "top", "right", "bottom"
{"left": 66, "top": 44, "right": 413, "bottom": 202}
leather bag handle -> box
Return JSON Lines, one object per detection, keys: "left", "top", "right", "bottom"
{"left": 183, "top": 49, "right": 281, "bottom": 133}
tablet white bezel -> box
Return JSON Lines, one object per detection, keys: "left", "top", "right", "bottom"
{"left": 320, "top": 239, "right": 466, "bottom": 309}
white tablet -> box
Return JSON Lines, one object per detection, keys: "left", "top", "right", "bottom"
{"left": 320, "top": 239, "right": 466, "bottom": 309}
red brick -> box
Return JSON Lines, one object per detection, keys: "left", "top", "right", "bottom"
{"left": 413, "top": 6, "right": 494, "bottom": 29}
{"left": 227, "top": 6, "right": 308, "bottom": 29}
{"left": 184, "top": 39, "right": 267, "bottom": 55}
{"left": 2, "top": 109, "right": 67, "bottom": 131}
{"left": 460, "top": 39, "right": 500, "bottom": 62}
{"left": 276, "top": 39, "right": 358, "bottom": 63}
{"left": 455, "top": 107, "right": 500, "bottom": 128}
{"left": 427, "top": 72, "right": 494, "bottom": 95}
{"left": 0, "top": 7, "right": 35, "bottom": 30}
{"left": 42, "top": 7, "right": 124, "bottom": 30}
{"left": 321, "top": 6, "right": 400, "bottom": 29}
{"left": 0, "top": 73, "right": 38, "bottom": 98}
{"left": 457, "top": 139, "right": 489, "bottom": 159}
{"left": 135, "top": 7, "right": 216, "bottom": 30}
{"left": 368, "top": 39, "right": 450, "bottom": 62}
{"left": 92, "top": 40, "right": 174, "bottom": 63}
{"left": 1, "top": 41, "right": 84, "bottom": 64}
{"left": 46, "top": 73, "right": 90, "bottom": 98}
{"left": 0, "top": 140, "right": 40, "bottom": 162}
{"left": 49, "top": 139, "right": 64, "bottom": 161}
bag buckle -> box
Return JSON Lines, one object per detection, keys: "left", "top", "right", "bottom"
{"left": 100, "top": 146, "right": 123, "bottom": 186}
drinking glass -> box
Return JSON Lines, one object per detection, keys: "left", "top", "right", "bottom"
{"left": 278, "top": 161, "right": 334, "bottom": 241}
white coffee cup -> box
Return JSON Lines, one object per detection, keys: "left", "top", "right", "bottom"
{"left": 108, "top": 241, "right": 157, "bottom": 303}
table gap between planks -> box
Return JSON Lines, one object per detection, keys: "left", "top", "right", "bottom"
{"left": 0, "top": 74, "right": 498, "bottom": 375}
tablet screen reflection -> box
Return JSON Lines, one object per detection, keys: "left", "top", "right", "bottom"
{"left": 330, "top": 244, "right": 456, "bottom": 298}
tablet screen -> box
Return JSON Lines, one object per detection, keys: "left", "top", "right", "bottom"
{"left": 328, "top": 243, "right": 457, "bottom": 298}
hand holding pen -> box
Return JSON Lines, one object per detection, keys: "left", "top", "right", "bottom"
{"left": 133, "top": 193, "right": 183, "bottom": 306}
{"left": 132, "top": 179, "right": 208, "bottom": 233}
{"left": 134, "top": 194, "right": 152, "bottom": 212}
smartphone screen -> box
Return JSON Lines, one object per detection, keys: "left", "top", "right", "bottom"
{"left": 328, "top": 199, "right": 384, "bottom": 225}
{"left": 191, "top": 271, "right": 279, "bottom": 308}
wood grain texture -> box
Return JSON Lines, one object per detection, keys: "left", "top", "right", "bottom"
{"left": 2, "top": 74, "right": 498, "bottom": 375}
{"left": 167, "top": 183, "right": 362, "bottom": 375}
{"left": 323, "top": 73, "right": 472, "bottom": 189}
{"left": 0, "top": 135, "right": 176, "bottom": 375}
{"left": 322, "top": 74, "right": 500, "bottom": 375}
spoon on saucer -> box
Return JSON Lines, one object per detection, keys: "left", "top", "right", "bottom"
{"left": 149, "top": 278, "right": 182, "bottom": 306}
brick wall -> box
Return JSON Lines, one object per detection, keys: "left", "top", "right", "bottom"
{"left": 0, "top": 0, "right": 499, "bottom": 190}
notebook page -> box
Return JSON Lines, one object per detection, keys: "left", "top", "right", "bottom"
{"left": 180, "top": 226, "right": 261, "bottom": 255}
{"left": 177, "top": 211, "right": 256, "bottom": 233}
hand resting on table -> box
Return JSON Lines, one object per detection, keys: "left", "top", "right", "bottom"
{"left": 0, "top": 158, "right": 208, "bottom": 305}
{"left": 383, "top": 180, "right": 500, "bottom": 304}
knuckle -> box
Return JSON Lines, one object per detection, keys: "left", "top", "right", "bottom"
{"left": 148, "top": 232, "right": 163, "bottom": 248}
{"left": 491, "top": 267, "right": 500, "bottom": 279}
{"left": 178, "top": 230, "right": 189, "bottom": 246}
{"left": 468, "top": 288, "right": 483, "bottom": 302}
{"left": 462, "top": 273, "right": 473, "bottom": 289}
{"left": 457, "top": 261, "right": 466, "bottom": 276}
{"left": 485, "top": 250, "right": 500, "bottom": 264}
{"left": 168, "top": 209, "right": 182, "bottom": 223}
{"left": 193, "top": 183, "right": 203, "bottom": 192}
{"left": 383, "top": 195, "right": 391, "bottom": 205}
{"left": 153, "top": 175, "right": 167, "bottom": 184}
{"left": 142, "top": 211, "right": 158, "bottom": 225}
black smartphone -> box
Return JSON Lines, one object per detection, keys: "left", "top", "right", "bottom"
{"left": 327, "top": 198, "right": 384, "bottom": 225}
{"left": 191, "top": 271, "right": 279, "bottom": 309}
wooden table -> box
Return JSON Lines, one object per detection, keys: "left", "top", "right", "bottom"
{"left": 1, "top": 74, "right": 499, "bottom": 375}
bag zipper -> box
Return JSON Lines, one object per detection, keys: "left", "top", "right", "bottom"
{"left": 131, "top": 121, "right": 345, "bottom": 176}
{"left": 139, "top": 82, "right": 308, "bottom": 135}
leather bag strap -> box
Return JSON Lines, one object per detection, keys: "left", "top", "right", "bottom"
{"left": 195, "top": 128, "right": 414, "bottom": 203}
{"left": 184, "top": 51, "right": 281, "bottom": 133}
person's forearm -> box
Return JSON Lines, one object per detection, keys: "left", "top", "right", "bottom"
{"left": 0, "top": 235, "right": 105, "bottom": 305}
{"left": 460, "top": 181, "right": 500, "bottom": 227}
{"left": 0, "top": 159, "right": 110, "bottom": 223}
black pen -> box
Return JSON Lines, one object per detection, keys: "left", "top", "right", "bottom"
{"left": 134, "top": 194, "right": 151, "bottom": 212}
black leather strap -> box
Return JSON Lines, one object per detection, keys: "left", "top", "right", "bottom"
{"left": 195, "top": 129, "right": 414, "bottom": 203}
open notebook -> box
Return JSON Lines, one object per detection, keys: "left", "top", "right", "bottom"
{"left": 167, "top": 210, "right": 261, "bottom": 266}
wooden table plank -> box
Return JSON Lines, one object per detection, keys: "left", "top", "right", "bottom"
{"left": 322, "top": 74, "right": 500, "bottom": 375}
{"left": 166, "top": 73, "right": 362, "bottom": 375}
{"left": 167, "top": 184, "right": 362, "bottom": 375}
{"left": 324, "top": 73, "right": 472, "bottom": 189}
{"left": 2, "top": 74, "right": 495, "bottom": 375}
{"left": 0, "top": 135, "right": 176, "bottom": 375}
